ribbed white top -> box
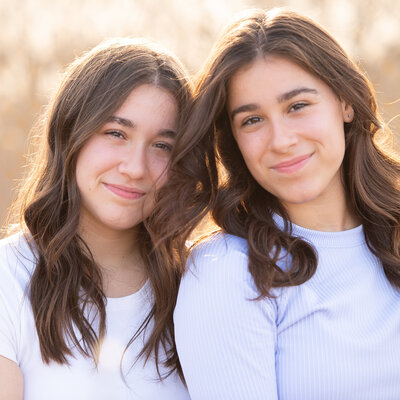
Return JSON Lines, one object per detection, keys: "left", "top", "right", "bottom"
{"left": 174, "top": 219, "right": 400, "bottom": 399}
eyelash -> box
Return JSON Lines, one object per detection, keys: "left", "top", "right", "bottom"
{"left": 154, "top": 142, "right": 173, "bottom": 152}
{"left": 242, "top": 116, "right": 262, "bottom": 127}
{"left": 104, "top": 129, "right": 173, "bottom": 153}
{"left": 241, "top": 102, "right": 309, "bottom": 127}
{"left": 289, "top": 102, "right": 308, "bottom": 112}
{"left": 105, "top": 130, "right": 125, "bottom": 139}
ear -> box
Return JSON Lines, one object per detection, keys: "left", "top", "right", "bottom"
{"left": 341, "top": 101, "right": 354, "bottom": 123}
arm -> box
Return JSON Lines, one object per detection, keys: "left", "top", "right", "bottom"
{"left": 0, "top": 238, "right": 26, "bottom": 400}
{"left": 0, "top": 356, "right": 23, "bottom": 400}
{"left": 174, "top": 237, "right": 278, "bottom": 400}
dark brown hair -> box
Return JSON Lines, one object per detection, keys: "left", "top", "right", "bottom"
{"left": 164, "top": 8, "right": 400, "bottom": 297}
{"left": 7, "top": 38, "right": 192, "bottom": 378}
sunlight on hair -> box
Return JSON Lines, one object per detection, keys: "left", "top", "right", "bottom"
{"left": 375, "top": 119, "right": 400, "bottom": 159}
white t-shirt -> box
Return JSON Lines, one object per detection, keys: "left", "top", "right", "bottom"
{"left": 0, "top": 233, "right": 190, "bottom": 400}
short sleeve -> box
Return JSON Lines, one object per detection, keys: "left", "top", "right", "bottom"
{"left": 174, "top": 234, "right": 278, "bottom": 400}
{"left": 0, "top": 237, "right": 26, "bottom": 364}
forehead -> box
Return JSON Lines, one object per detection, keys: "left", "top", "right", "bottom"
{"left": 116, "top": 84, "right": 178, "bottom": 122}
{"left": 227, "top": 56, "right": 330, "bottom": 108}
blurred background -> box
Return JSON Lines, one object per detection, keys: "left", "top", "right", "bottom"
{"left": 1, "top": 0, "right": 399, "bottom": 232}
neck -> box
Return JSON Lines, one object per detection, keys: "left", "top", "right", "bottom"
{"left": 283, "top": 183, "right": 360, "bottom": 232}
{"left": 78, "top": 219, "right": 147, "bottom": 298}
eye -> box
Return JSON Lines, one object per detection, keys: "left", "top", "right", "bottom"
{"left": 289, "top": 102, "right": 308, "bottom": 112}
{"left": 105, "top": 130, "right": 125, "bottom": 139}
{"left": 153, "top": 142, "right": 173, "bottom": 152}
{"left": 242, "top": 116, "right": 263, "bottom": 127}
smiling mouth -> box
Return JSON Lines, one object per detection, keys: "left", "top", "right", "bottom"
{"left": 103, "top": 183, "right": 146, "bottom": 200}
{"left": 272, "top": 154, "right": 313, "bottom": 174}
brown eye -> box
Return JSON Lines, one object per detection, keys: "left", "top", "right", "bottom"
{"left": 289, "top": 102, "right": 308, "bottom": 112}
{"left": 105, "top": 130, "right": 125, "bottom": 139}
{"left": 242, "top": 116, "right": 262, "bottom": 127}
{"left": 153, "top": 142, "right": 173, "bottom": 152}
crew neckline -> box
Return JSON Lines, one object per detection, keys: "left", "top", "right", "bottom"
{"left": 273, "top": 214, "right": 365, "bottom": 248}
{"left": 106, "top": 279, "right": 152, "bottom": 308}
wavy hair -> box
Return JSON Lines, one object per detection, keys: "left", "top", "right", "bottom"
{"left": 7, "top": 38, "right": 192, "bottom": 378}
{"left": 165, "top": 8, "right": 400, "bottom": 297}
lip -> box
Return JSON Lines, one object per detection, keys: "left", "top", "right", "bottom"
{"left": 103, "top": 183, "right": 146, "bottom": 200}
{"left": 271, "top": 153, "right": 313, "bottom": 174}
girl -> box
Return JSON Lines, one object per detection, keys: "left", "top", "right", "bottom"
{"left": 0, "top": 38, "right": 192, "bottom": 399}
{"left": 174, "top": 9, "right": 400, "bottom": 400}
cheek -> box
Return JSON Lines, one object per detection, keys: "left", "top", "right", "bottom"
{"left": 235, "top": 128, "right": 269, "bottom": 157}
{"left": 238, "top": 141, "right": 266, "bottom": 175}
{"left": 77, "top": 142, "right": 118, "bottom": 179}
{"left": 324, "top": 122, "right": 346, "bottom": 160}
{"left": 148, "top": 157, "right": 170, "bottom": 187}
{"left": 235, "top": 136, "right": 253, "bottom": 162}
{"left": 304, "top": 113, "right": 346, "bottom": 152}
{"left": 75, "top": 150, "right": 91, "bottom": 192}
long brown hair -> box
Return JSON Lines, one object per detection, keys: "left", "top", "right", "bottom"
{"left": 7, "top": 38, "right": 192, "bottom": 377}
{"left": 166, "top": 9, "right": 400, "bottom": 297}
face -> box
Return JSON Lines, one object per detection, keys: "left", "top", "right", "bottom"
{"left": 76, "top": 84, "right": 178, "bottom": 235}
{"left": 227, "top": 56, "right": 354, "bottom": 215}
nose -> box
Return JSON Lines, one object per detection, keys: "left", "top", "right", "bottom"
{"left": 117, "top": 144, "right": 146, "bottom": 179}
{"left": 268, "top": 118, "right": 298, "bottom": 153}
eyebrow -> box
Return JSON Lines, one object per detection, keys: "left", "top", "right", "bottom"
{"left": 230, "top": 104, "right": 259, "bottom": 121}
{"left": 159, "top": 129, "right": 177, "bottom": 139}
{"left": 107, "top": 116, "right": 177, "bottom": 138}
{"left": 230, "top": 87, "right": 319, "bottom": 121}
{"left": 277, "top": 87, "right": 318, "bottom": 103}
{"left": 107, "top": 116, "right": 135, "bottom": 128}
{"left": 108, "top": 115, "right": 177, "bottom": 139}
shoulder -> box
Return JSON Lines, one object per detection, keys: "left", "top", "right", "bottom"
{"left": 183, "top": 232, "right": 253, "bottom": 290}
{"left": 0, "top": 232, "right": 36, "bottom": 267}
{"left": 0, "top": 231, "right": 32, "bottom": 255}
{"left": 179, "top": 232, "right": 259, "bottom": 303}
{"left": 0, "top": 233, "right": 35, "bottom": 363}
{"left": 192, "top": 231, "right": 248, "bottom": 254}
{"left": 175, "top": 232, "right": 278, "bottom": 352}
{"left": 0, "top": 232, "right": 36, "bottom": 293}
{"left": 188, "top": 232, "right": 248, "bottom": 272}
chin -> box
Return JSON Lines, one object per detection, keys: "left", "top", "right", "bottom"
{"left": 279, "top": 190, "right": 321, "bottom": 206}
{"left": 101, "top": 217, "right": 143, "bottom": 232}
